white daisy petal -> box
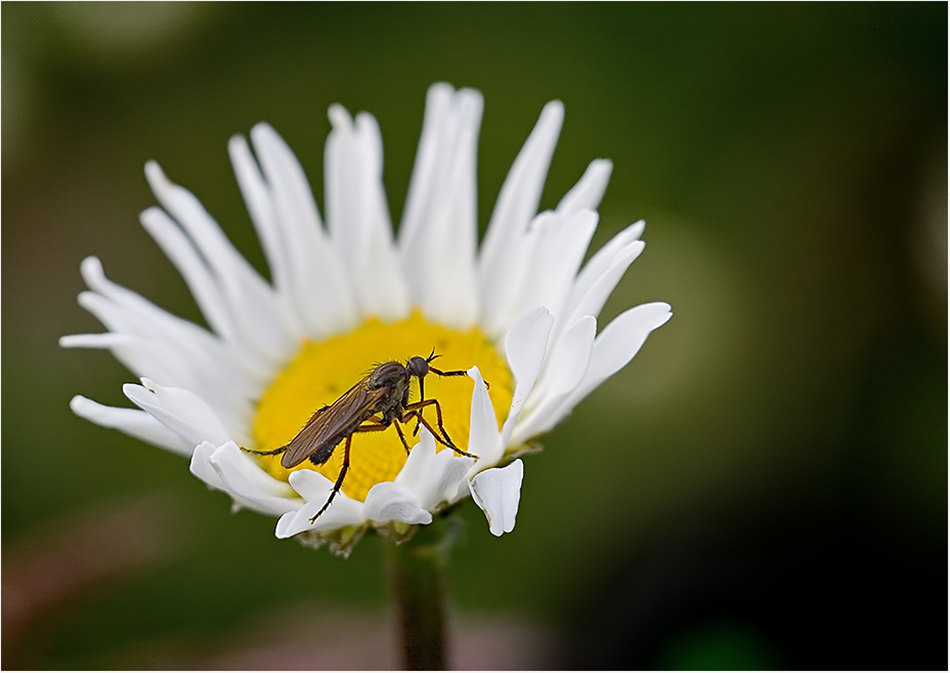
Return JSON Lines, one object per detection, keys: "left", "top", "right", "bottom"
{"left": 542, "top": 210, "right": 600, "bottom": 309}
{"left": 324, "top": 106, "right": 361, "bottom": 265}
{"left": 274, "top": 510, "right": 310, "bottom": 538}
{"left": 61, "top": 333, "right": 200, "bottom": 397}
{"left": 393, "top": 428, "right": 435, "bottom": 495}
{"left": 400, "top": 84, "right": 483, "bottom": 326}
{"left": 512, "top": 315, "right": 596, "bottom": 444}
{"left": 145, "top": 162, "right": 296, "bottom": 364}
{"left": 479, "top": 100, "right": 564, "bottom": 270}
{"left": 67, "top": 330, "right": 176, "bottom": 389}
{"left": 280, "top": 470, "right": 365, "bottom": 534}
{"left": 137, "top": 208, "right": 273, "bottom": 386}
{"left": 540, "top": 315, "right": 598, "bottom": 395}
{"left": 480, "top": 220, "right": 544, "bottom": 339}
{"left": 556, "top": 159, "right": 613, "bottom": 216}
{"left": 422, "top": 448, "right": 475, "bottom": 509}
{"left": 63, "top": 327, "right": 252, "bottom": 438}
{"left": 567, "top": 220, "right": 646, "bottom": 315}
{"left": 228, "top": 135, "right": 289, "bottom": 291}
{"left": 144, "top": 161, "right": 266, "bottom": 300}
{"left": 500, "top": 306, "right": 555, "bottom": 447}
{"left": 325, "top": 106, "right": 410, "bottom": 320}
{"left": 79, "top": 256, "right": 196, "bottom": 341}
{"left": 74, "top": 290, "right": 140, "bottom": 338}
{"left": 76, "top": 304, "right": 256, "bottom": 427}
{"left": 466, "top": 366, "right": 503, "bottom": 469}
{"left": 287, "top": 468, "right": 341, "bottom": 502}
{"left": 247, "top": 123, "right": 358, "bottom": 337}
{"left": 276, "top": 488, "right": 365, "bottom": 536}
{"left": 138, "top": 206, "right": 237, "bottom": 343}
{"left": 558, "top": 302, "right": 673, "bottom": 417}
{"left": 69, "top": 395, "right": 191, "bottom": 455}
{"left": 276, "top": 500, "right": 365, "bottom": 538}
{"left": 519, "top": 209, "right": 598, "bottom": 321}
{"left": 470, "top": 459, "right": 524, "bottom": 536}
{"left": 363, "top": 482, "right": 432, "bottom": 526}
{"left": 398, "top": 82, "right": 455, "bottom": 253}
{"left": 417, "top": 111, "right": 481, "bottom": 326}
{"left": 485, "top": 209, "right": 596, "bottom": 339}
{"left": 59, "top": 331, "right": 130, "bottom": 350}
{"left": 76, "top": 257, "right": 257, "bottom": 401}
{"left": 123, "top": 378, "right": 232, "bottom": 448}
{"left": 478, "top": 100, "right": 565, "bottom": 325}
{"left": 564, "top": 239, "right": 646, "bottom": 329}
{"left": 228, "top": 133, "right": 307, "bottom": 340}
{"left": 395, "top": 428, "right": 474, "bottom": 512}
{"left": 190, "top": 440, "right": 228, "bottom": 491}
{"left": 206, "top": 442, "right": 298, "bottom": 516}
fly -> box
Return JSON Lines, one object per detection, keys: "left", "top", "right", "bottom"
{"left": 242, "top": 350, "right": 480, "bottom": 523}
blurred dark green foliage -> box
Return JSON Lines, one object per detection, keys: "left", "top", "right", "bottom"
{"left": 3, "top": 2, "right": 945, "bottom": 669}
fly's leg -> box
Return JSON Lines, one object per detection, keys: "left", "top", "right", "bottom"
{"left": 431, "top": 365, "right": 490, "bottom": 391}
{"left": 416, "top": 413, "right": 475, "bottom": 458}
{"left": 309, "top": 434, "right": 353, "bottom": 523}
{"left": 358, "top": 417, "right": 412, "bottom": 455}
{"left": 240, "top": 445, "right": 287, "bottom": 457}
{"left": 416, "top": 363, "right": 470, "bottom": 407}
{"left": 429, "top": 366, "right": 469, "bottom": 379}
{"left": 412, "top": 365, "right": 482, "bottom": 436}
{"left": 402, "top": 399, "right": 476, "bottom": 459}
{"left": 354, "top": 420, "right": 389, "bottom": 433}
{"left": 392, "top": 419, "right": 412, "bottom": 455}
{"left": 404, "top": 398, "right": 452, "bottom": 444}
{"left": 307, "top": 420, "right": 395, "bottom": 524}
{"left": 410, "top": 364, "right": 489, "bottom": 435}
{"left": 355, "top": 417, "right": 412, "bottom": 455}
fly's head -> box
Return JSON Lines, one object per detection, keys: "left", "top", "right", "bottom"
{"left": 407, "top": 350, "right": 442, "bottom": 402}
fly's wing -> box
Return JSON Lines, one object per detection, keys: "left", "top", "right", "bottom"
{"left": 279, "top": 380, "right": 388, "bottom": 468}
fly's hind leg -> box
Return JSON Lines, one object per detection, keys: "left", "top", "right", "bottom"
{"left": 309, "top": 434, "right": 353, "bottom": 523}
{"left": 307, "top": 420, "right": 394, "bottom": 523}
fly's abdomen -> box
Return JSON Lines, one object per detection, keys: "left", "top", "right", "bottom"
{"left": 305, "top": 409, "right": 376, "bottom": 467}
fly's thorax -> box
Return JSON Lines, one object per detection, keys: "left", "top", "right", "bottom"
{"left": 365, "top": 361, "right": 412, "bottom": 424}
{"left": 367, "top": 361, "right": 411, "bottom": 391}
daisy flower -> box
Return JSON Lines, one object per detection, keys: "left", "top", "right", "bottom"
{"left": 62, "top": 83, "right": 671, "bottom": 556}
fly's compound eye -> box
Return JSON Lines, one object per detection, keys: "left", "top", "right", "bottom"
{"left": 407, "top": 356, "right": 429, "bottom": 379}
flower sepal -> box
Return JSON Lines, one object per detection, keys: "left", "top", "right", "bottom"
{"left": 504, "top": 439, "right": 545, "bottom": 462}
{"left": 293, "top": 505, "right": 466, "bottom": 558}
{"left": 376, "top": 520, "right": 415, "bottom": 544}
{"left": 295, "top": 524, "right": 367, "bottom": 558}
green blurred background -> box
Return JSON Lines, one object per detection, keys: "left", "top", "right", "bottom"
{"left": 3, "top": 2, "right": 946, "bottom": 669}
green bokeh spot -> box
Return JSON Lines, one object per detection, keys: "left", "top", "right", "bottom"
{"left": 657, "top": 620, "right": 782, "bottom": 671}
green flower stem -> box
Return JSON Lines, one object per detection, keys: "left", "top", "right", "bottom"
{"left": 386, "top": 513, "right": 463, "bottom": 670}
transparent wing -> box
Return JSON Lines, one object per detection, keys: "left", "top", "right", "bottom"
{"left": 279, "top": 380, "right": 387, "bottom": 468}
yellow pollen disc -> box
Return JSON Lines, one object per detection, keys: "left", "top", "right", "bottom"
{"left": 251, "top": 311, "right": 513, "bottom": 503}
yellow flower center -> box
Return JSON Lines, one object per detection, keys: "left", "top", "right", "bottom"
{"left": 251, "top": 312, "right": 513, "bottom": 502}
